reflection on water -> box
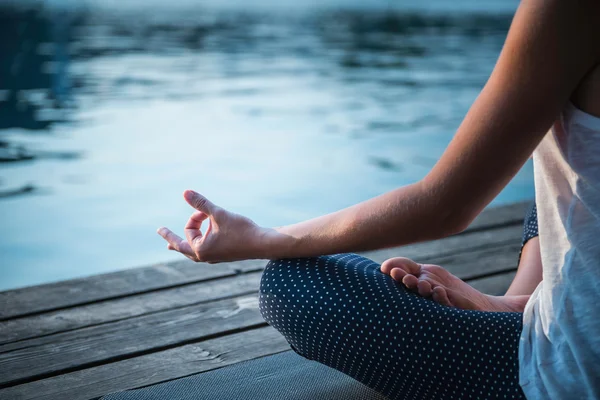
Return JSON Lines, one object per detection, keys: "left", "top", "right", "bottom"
{"left": 0, "top": 1, "right": 532, "bottom": 290}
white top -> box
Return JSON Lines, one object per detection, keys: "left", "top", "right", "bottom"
{"left": 520, "top": 102, "right": 600, "bottom": 399}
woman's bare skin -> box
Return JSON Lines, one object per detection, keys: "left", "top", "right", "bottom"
{"left": 157, "top": 0, "right": 600, "bottom": 273}
{"left": 376, "top": 55, "right": 600, "bottom": 310}
{"left": 506, "top": 237, "right": 542, "bottom": 296}
{"left": 572, "top": 62, "right": 600, "bottom": 118}
{"left": 380, "top": 237, "right": 543, "bottom": 312}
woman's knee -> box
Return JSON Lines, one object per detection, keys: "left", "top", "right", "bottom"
{"left": 258, "top": 257, "right": 315, "bottom": 324}
{"left": 259, "top": 254, "right": 374, "bottom": 297}
{"left": 258, "top": 254, "right": 381, "bottom": 325}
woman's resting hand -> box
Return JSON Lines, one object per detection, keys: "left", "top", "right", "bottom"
{"left": 380, "top": 257, "right": 529, "bottom": 313}
{"left": 157, "top": 190, "right": 278, "bottom": 263}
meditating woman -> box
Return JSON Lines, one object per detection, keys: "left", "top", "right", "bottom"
{"left": 158, "top": 0, "right": 600, "bottom": 398}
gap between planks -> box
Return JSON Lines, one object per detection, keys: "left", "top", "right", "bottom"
{"left": 0, "top": 223, "right": 524, "bottom": 387}
{"left": 0, "top": 269, "right": 517, "bottom": 390}
{"left": 0, "top": 270, "right": 517, "bottom": 400}
{"left": 0, "top": 326, "right": 291, "bottom": 400}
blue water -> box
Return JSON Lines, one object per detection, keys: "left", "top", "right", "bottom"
{"left": 0, "top": 0, "right": 531, "bottom": 291}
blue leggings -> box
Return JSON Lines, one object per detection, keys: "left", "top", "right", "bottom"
{"left": 258, "top": 203, "right": 538, "bottom": 399}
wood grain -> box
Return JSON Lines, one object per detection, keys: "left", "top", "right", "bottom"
{"left": 0, "top": 238, "right": 521, "bottom": 388}
{"left": 469, "top": 271, "right": 517, "bottom": 296}
{"left": 1, "top": 227, "right": 521, "bottom": 346}
{"left": 0, "top": 326, "right": 290, "bottom": 400}
{"left": 0, "top": 295, "right": 265, "bottom": 388}
{"left": 0, "top": 259, "right": 266, "bottom": 321}
{"left": 0, "top": 272, "right": 262, "bottom": 345}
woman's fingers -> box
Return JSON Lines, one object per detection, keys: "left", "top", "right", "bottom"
{"left": 380, "top": 257, "right": 421, "bottom": 276}
{"left": 390, "top": 267, "right": 408, "bottom": 282}
{"left": 184, "top": 211, "right": 208, "bottom": 244}
{"left": 432, "top": 286, "right": 453, "bottom": 307}
{"left": 401, "top": 273, "right": 419, "bottom": 290}
{"left": 417, "top": 280, "right": 433, "bottom": 297}
{"left": 157, "top": 227, "right": 196, "bottom": 259}
{"left": 157, "top": 191, "right": 218, "bottom": 261}
{"left": 389, "top": 271, "right": 420, "bottom": 293}
{"left": 183, "top": 190, "right": 217, "bottom": 215}
{"left": 384, "top": 259, "right": 453, "bottom": 305}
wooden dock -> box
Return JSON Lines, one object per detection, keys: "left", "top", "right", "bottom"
{"left": 0, "top": 201, "right": 530, "bottom": 400}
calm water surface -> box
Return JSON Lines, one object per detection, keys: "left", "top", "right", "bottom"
{"left": 0, "top": 0, "right": 532, "bottom": 290}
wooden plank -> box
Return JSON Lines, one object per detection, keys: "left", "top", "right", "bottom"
{"left": 0, "top": 238, "right": 521, "bottom": 388}
{"left": 1, "top": 228, "right": 522, "bottom": 346}
{"left": 0, "top": 326, "right": 291, "bottom": 400}
{"left": 0, "top": 202, "right": 528, "bottom": 321}
{"left": 364, "top": 224, "right": 522, "bottom": 265}
{"left": 469, "top": 271, "right": 517, "bottom": 296}
{"left": 0, "top": 272, "right": 262, "bottom": 345}
{"left": 0, "top": 259, "right": 266, "bottom": 321}
{"left": 0, "top": 272, "right": 521, "bottom": 400}
{"left": 428, "top": 241, "right": 519, "bottom": 280}
{"left": 0, "top": 295, "right": 265, "bottom": 388}
{"left": 463, "top": 201, "right": 529, "bottom": 233}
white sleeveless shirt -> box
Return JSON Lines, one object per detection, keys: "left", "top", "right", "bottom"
{"left": 519, "top": 102, "right": 600, "bottom": 398}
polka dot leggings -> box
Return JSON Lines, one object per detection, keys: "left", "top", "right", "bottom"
{"left": 259, "top": 202, "right": 539, "bottom": 398}
{"left": 259, "top": 251, "right": 531, "bottom": 400}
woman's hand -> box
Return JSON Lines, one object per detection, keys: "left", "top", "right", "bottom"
{"left": 381, "top": 257, "right": 529, "bottom": 312}
{"left": 157, "top": 190, "right": 275, "bottom": 263}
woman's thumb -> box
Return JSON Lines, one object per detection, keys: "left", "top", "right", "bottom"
{"left": 183, "top": 190, "right": 216, "bottom": 214}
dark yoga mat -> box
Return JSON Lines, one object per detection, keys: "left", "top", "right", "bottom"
{"left": 101, "top": 350, "right": 388, "bottom": 400}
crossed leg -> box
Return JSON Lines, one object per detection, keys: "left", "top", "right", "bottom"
{"left": 259, "top": 254, "right": 526, "bottom": 400}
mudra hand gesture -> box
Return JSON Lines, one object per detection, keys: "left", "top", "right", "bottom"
{"left": 157, "top": 190, "right": 275, "bottom": 263}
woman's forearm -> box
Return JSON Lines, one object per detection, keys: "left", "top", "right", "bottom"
{"left": 264, "top": 181, "right": 463, "bottom": 260}
{"left": 159, "top": 0, "right": 598, "bottom": 266}
{"left": 506, "top": 237, "right": 543, "bottom": 296}
{"left": 264, "top": 0, "right": 600, "bottom": 262}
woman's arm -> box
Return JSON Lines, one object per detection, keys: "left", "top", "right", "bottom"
{"left": 158, "top": 0, "right": 599, "bottom": 263}
{"left": 506, "top": 237, "right": 543, "bottom": 296}
{"left": 266, "top": 0, "right": 599, "bottom": 256}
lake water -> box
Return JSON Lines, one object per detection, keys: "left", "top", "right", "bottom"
{"left": 0, "top": 0, "right": 532, "bottom": 291}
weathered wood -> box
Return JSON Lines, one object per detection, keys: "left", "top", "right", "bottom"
{"left": 428, "top": 241, "right": 519, "bottom": 280}
{"left": 0, "top": 272, "right": 263, "bottom": 345}
{"left": 363, "top": 223, "right": 522, "bottom": 263}
{"left": 0, "top": 326, "right": 291, "bottom": 400}
{"left": 0, "top": 295, "right": 265, "bottom": 388}
{"left": 1, "top": 228, "right": 521, "bottom": 346}
{"left": 0, "top": 272, "right": 522, "bottom": 400}
{"left": 0, "top": 202, "right": 527, "bottom": 321}
{"left": 469, "top": 271, "right": 517, "bottom": 296}
{"left": 0, "top": 259, "right": 266, "bottom": 321}
{"left": 0, "top": 235, "right": 522, "bottom": 388}
{"left": 369, "top": 234, "right": 521, "bottom": 284}
{"left": 463, "top": 201, "right": 529, "bottom": 233}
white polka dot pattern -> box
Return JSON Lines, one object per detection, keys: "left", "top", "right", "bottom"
{"left": 259, "top": 254, "right": 526, "bottom": 400}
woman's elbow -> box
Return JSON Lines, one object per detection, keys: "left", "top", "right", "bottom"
{"left": 418, "top": 179, "right": 479, "bottom": 239}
